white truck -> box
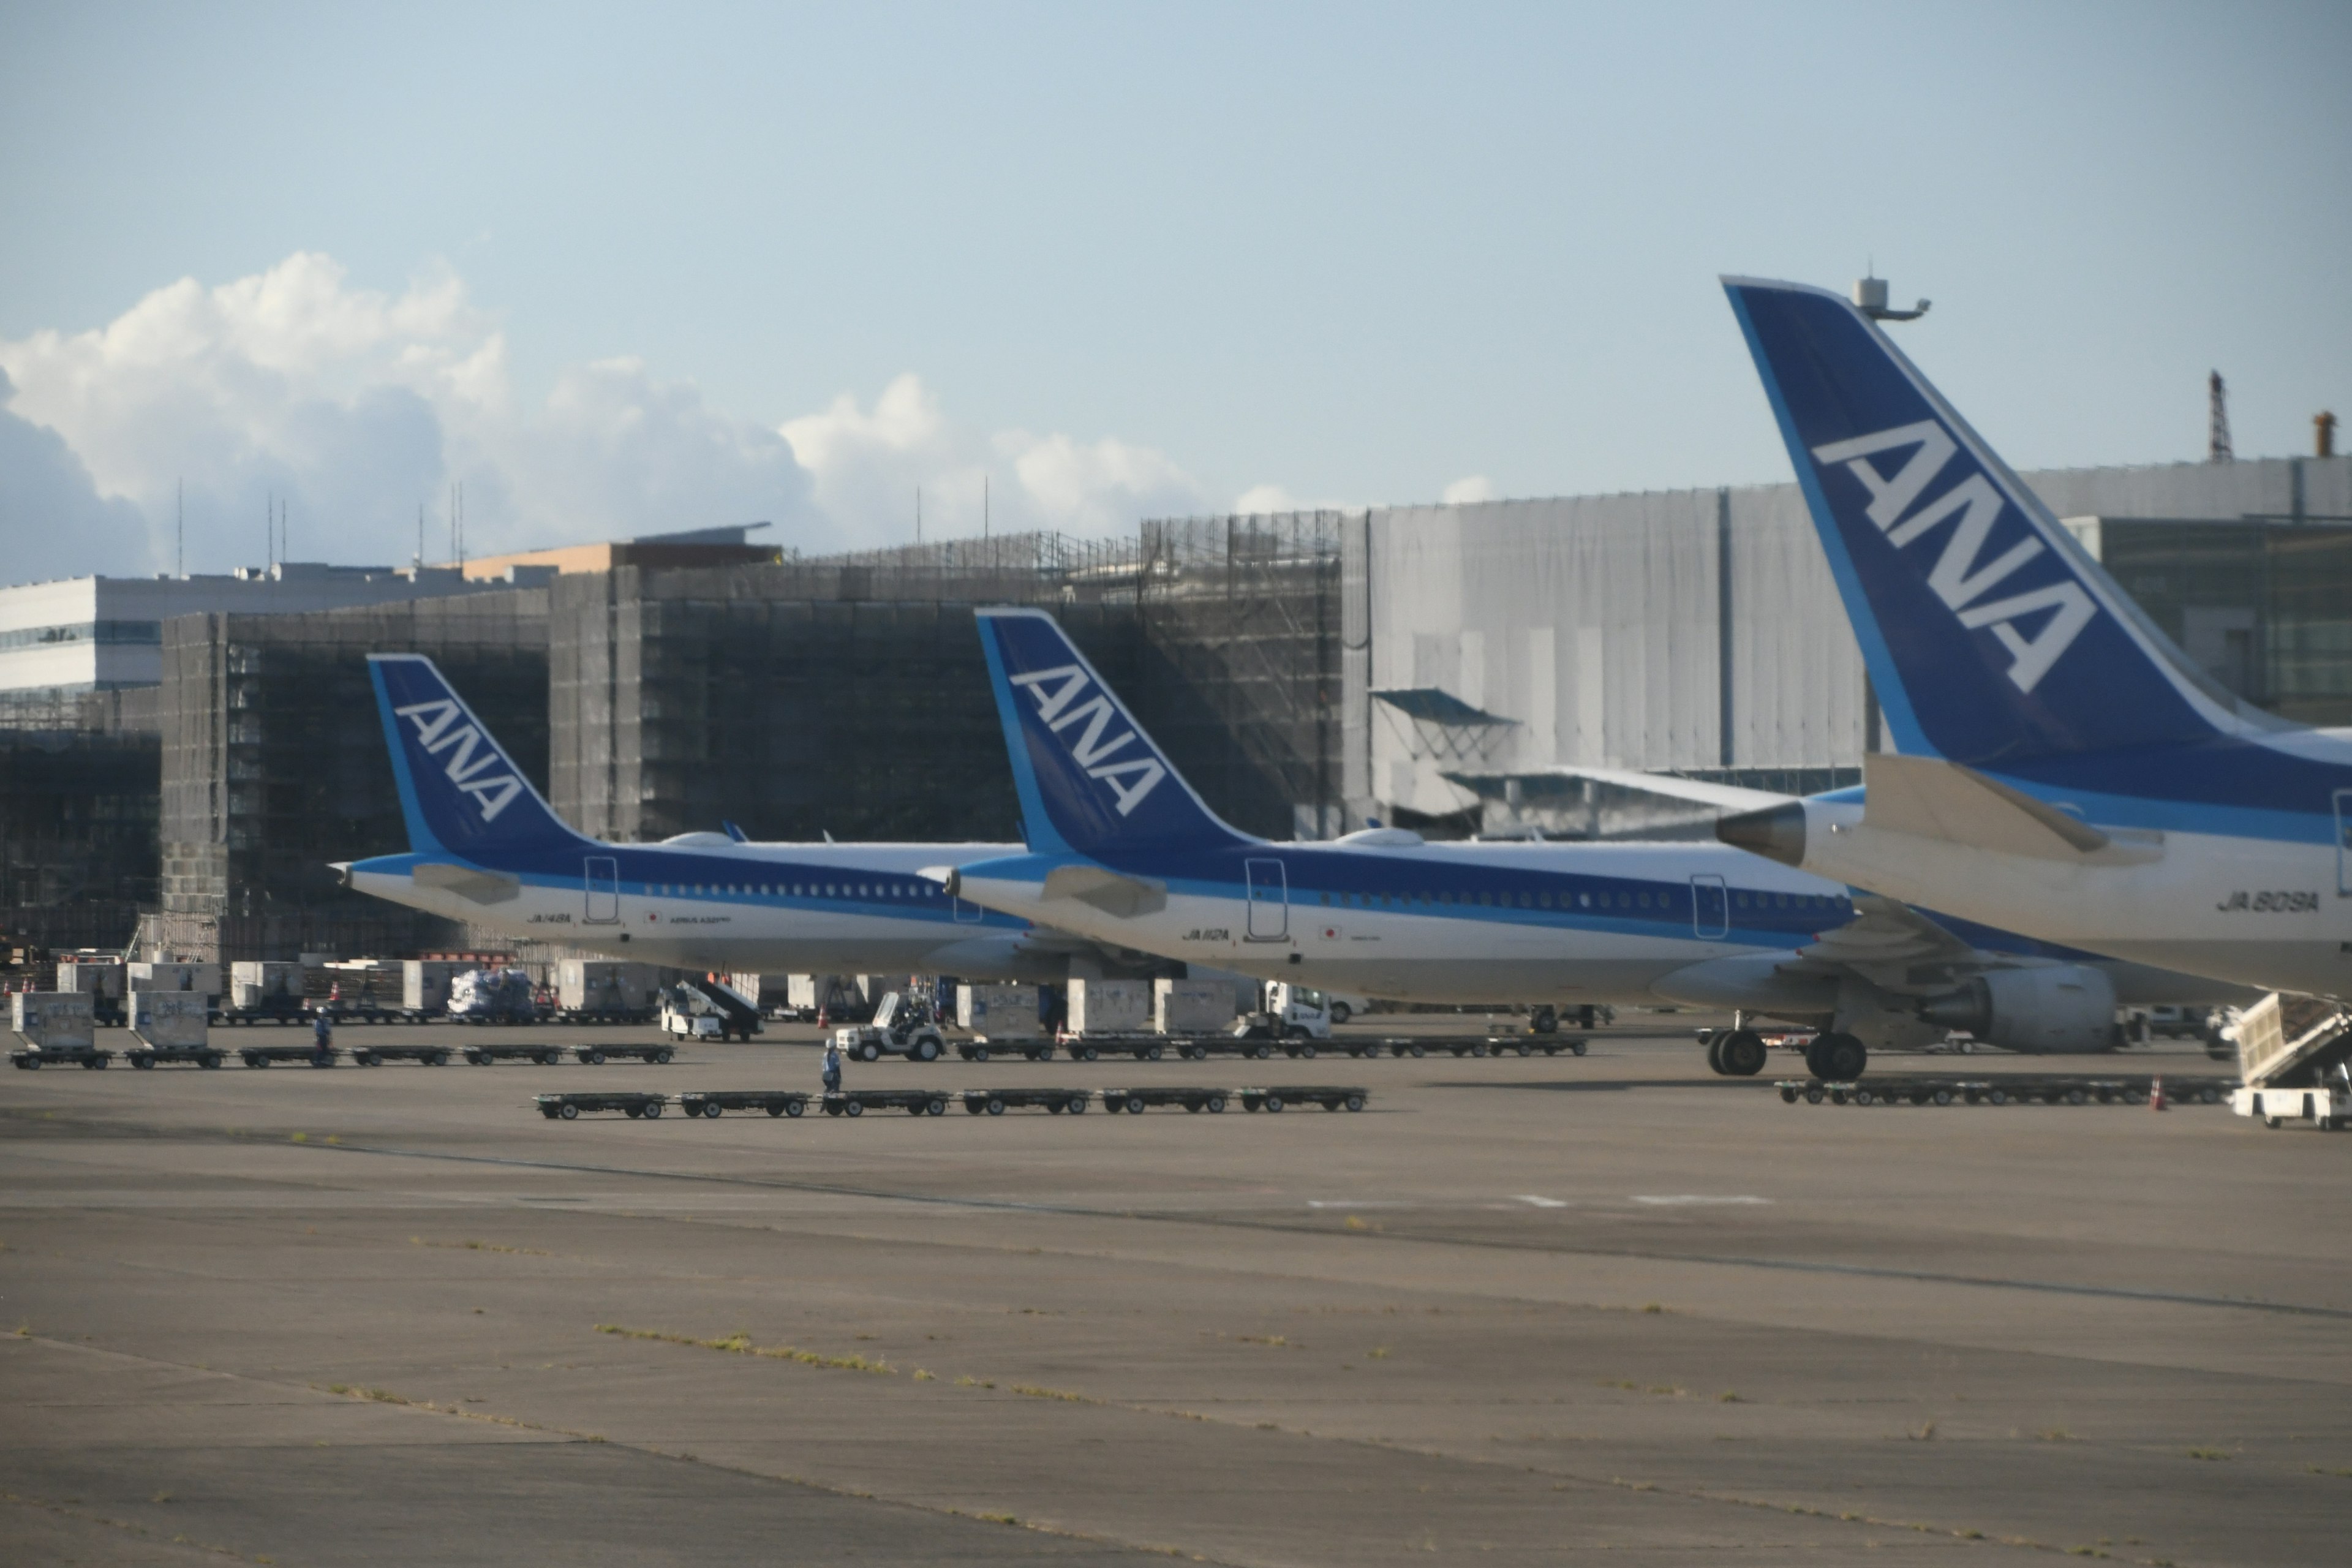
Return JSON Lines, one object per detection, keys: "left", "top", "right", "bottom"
{"left": 1232, "top": 982, "right": 1336, "bottom": 1043}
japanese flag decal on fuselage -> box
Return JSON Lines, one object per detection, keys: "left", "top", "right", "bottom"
{"left": 1809, "top": 419, "right": 2097, "bottom": 694}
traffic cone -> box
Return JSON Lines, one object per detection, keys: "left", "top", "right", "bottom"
{"left": 2149, "top": 1075, "right": 2168, "bottom": 1111}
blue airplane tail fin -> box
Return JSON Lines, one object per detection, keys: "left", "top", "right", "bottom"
{"left": 368, "top": 654, "right": 585, "bottom": 861}
{"left": 1722, "top": 277, "right": 2260, "bottom": 765}
{"left": 974, "top": 608, "right": 1253, "bottom": 857}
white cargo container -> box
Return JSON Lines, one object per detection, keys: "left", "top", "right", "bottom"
{"left": 129, "top": 990, "right": 209, "bottom": 1047}
{"left": 404, "top": 960, "right": 464, "bottom": 1014}
{"left": 958, "top": 983, "right": 1042, "bottom": 1038}
{"left": 11, "top": 992, "right": 95, "bottom": 1050}
{"left": 556, "top": 959, "right": 663, "bottom": 1016}
{"left": 788, "top": 974, "right": 874, "bottom": 1015}
{"left": 230, "top": 960, "right": 304, "bottom": 1009}
{"left": 1068, "top": 979, "right": 1152, "bottom": 1036}
{"left": 1153, "top": 978, "right": 1237, "bottom": 1035}
{"left": 55, "top": 958, "right": 127, "bottom": 1002}
{"left": 129, "top": 962, "right": 222, "bottom": 1001}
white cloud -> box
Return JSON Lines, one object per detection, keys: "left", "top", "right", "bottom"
{"left": 1441, "top": 474, "right": 1497, "bottom": 505}
{"left": 0, "top": 253, "right": 1250, "bottom": 578}
{"left": 780, "top": 374, "right": 1209, "bottom": 544}
{"left": 0, "top": 252, "right": 821, "bottom": 572}
{"left": 1230, "top": 482, "right": 1359, "bottom": 516}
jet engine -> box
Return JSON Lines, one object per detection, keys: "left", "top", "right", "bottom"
{"left": 1917, "top": 965, "right": 2119, "bottom": 1054}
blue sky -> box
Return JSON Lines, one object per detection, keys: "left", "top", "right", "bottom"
{"left": 2, "top": 1, "right": 2346, "bottom": 577}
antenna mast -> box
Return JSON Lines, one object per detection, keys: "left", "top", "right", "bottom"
{"left": 176, "top": 479, "right": 183, "bottom": 578}
{"left": 2208, "top": 371, "right": 2234, "bottom": 462}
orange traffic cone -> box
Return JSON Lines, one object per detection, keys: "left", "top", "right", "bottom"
{"left": 2149, "top": 1075, "right": 2168, "bottom": 1111}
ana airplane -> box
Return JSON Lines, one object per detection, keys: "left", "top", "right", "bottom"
{"left": 337, "top": 653, "right": 1133, "bottom": 982}
{"left": 1716, "top": 276, "right": 2352, "bottom": 1001}
{"left": 939, "top": 608, "right": 2244, "bottom": 1078}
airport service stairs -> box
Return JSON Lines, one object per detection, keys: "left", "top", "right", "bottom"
{"left": 680, "top": 975, "right": 763, "bottom": 1037}
{"left": 2233, "top": 992, "right": 2352, "bottom": 1088}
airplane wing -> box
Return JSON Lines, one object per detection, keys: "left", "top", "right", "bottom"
{"left": 1472, "top": 766, "right": 1800, "bottom": 815}
{"left": 1787, "top": 893, "right": 2032, "bottom": 992}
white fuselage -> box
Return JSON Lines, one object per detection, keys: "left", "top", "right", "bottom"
{"left": 345, "top": 841, "right": 1069, "bottom": 979}
{"left": 962, "top": 840, "right": 1855, "bottom": 1007}
{"left": 1781, "top": 796, "right": 2352, "bottom": 998}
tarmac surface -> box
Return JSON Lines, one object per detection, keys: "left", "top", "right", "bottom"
{"left": 3, "top": 1015, "right": 2346, "bottom": 1566}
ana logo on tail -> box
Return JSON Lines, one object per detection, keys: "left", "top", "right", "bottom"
{"left": 1812, "top": 420, "right": 2097, "bottom": 693}
{"left": 393, "top": 698, "right": 526, "bottom": 821}
{"left": 1007, "top": 663, "right": 1167, "bottom": 815}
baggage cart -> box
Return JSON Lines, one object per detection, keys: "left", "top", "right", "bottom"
{"left": 954, "top": 1036, "right": 1059, "bottom": 1062}
{"left": 11, "top": 1044, "right": 115, "bottom": 1069}
{"left": 675, "top": 1090, "right": 812, "bottom": 1119}
{"left": 462, "top": 1041, "right": 570, "bottom": 1066}
{"left": 536, "top": 1091, "right": 669, "bottom": 1120}
{"left": 570, "top": 1042, "right": 677, "bottom": 1065}
{"left": 1097, "top": 1085, "right": 1232, "bottom": 1114}
{"left": 955, "top": 1087, "right": 1096, "bottom": 1115}
{"left": 126, "top": 1043, "right": 225, "bottom": 1069}
{"left": 345, "top": 1043, "right": 455, "bottom": 1066}
{"left": 238, "top": 1044, "right": 340, "bottom": 1068}
{"left": 818, "top": 1088, "right": 957, "bottom": 1117}
{"left": 1237, "top": 1085, "right": 1369, "bottom": 1113}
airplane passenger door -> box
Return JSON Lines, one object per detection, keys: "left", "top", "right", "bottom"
{"left": 584, "top": 856, "right": 620, "bottom": 924}
{"left": 1245, "top": 858, "right": 1289, "bottom": 941}
{"left": 1689, "top": 874, "right": 1728, "bottom": 940}
{"left": 2335, "top": 791, "right": 2352, "bottom": 896}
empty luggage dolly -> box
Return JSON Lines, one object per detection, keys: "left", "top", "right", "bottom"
{"left": 537, "top": 1091, "right": 669, "bottom": 1120}
{"left": 676, "top": 1090, "right": 812, "bottom": 1118}
{"left": 1238, "top": 1085, "right": 1369, "bottom": 1113}
{"left": 953, "top": 1038, "right": 1058, "bottom": 1062}
{"left": 1098, "top": 1086, "right": 1232, "bottom": 1114}
{"left": 462, "top": 1042, "right": 570, "bottom": 1066}
{"left": 239, "top": 1044, "right": 340, "bottom": 1068}
{"left": 345, "top": 1044, "right": 453, "bottom": 1066}
{"left": 1773, "top": 1076, "right": 2225, "bottom": 1107}
{"left": 957, "top": 1087, "right": 1096, "bottom": 1115}
{"left": 571, "top": 1042, "right": 676, "bottom": 1065}
{"left": 820, "top": 1088, "right": 955, "bottom": 1117}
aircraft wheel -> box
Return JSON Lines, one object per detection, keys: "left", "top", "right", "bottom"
{"left": 1717, "top": 1030, "right": 1768, "bottom": 1077}
{"left": 1809, "top": 1032, "right": 1868, "bottom": 1081}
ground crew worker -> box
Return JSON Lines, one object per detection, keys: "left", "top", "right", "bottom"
{"left": 821, "top": 1041, "right": 843, "bottom": 1095}
{"left": 312, "top": 1009, "right": 334, "bottom": 1063}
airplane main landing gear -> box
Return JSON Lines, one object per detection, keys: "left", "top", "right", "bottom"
{"left": 1710, "top": 1029, "right": 1767, "bottom": 1076}
{"left": 1806, "top": 1031, "right": 1868, "bottom": 1081}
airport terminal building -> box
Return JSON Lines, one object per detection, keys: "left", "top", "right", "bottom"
{"left": 2, "top": 454, "right": 2346, "bottom": 963}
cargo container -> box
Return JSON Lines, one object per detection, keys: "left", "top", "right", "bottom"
{"left": 958, "top": 983, "right": 1042, "bottom": 1038}
{"left": 129, "top": 962, "right": 223, "bottom": 1003}
{"left": 1153, "top": 978, "right": 1237, "bottom": 1035}
{"left": 230, "top": 961, "right": 306, "bottom": 1011}
{"left": 556, "top": 959, "right": 663, "bottom": 1019}
{"left": 1068, "top": 979, "right": 1152, "bottom": 1036}
{"left": 11, "top": 992, "right": 96, "bottom": 1051}
{"left": 129, "top": 990, "right": 210, "bottom": 1048}
{"left": 404, "top": 960, "right": 465, "bottom": 1015}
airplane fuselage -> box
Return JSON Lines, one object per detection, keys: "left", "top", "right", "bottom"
{"left": 345, "top": 840, "right": 1072, "bottom": 979}
{"left": 952, "top": 836, "right": 2218, "bottom": 1011}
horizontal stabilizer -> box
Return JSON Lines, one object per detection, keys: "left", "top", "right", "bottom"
{"left": 1042, "top": 863, "right": 1167, "bottom": 918}
{"left": 1863, "top": 753, "right": 2150, "bottom": 861}
{"left": 410, "top": 862, "right": 522, "bottom": 904}
{"left": 1517, "top": 766, "right": 1798, "bottom": 814}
